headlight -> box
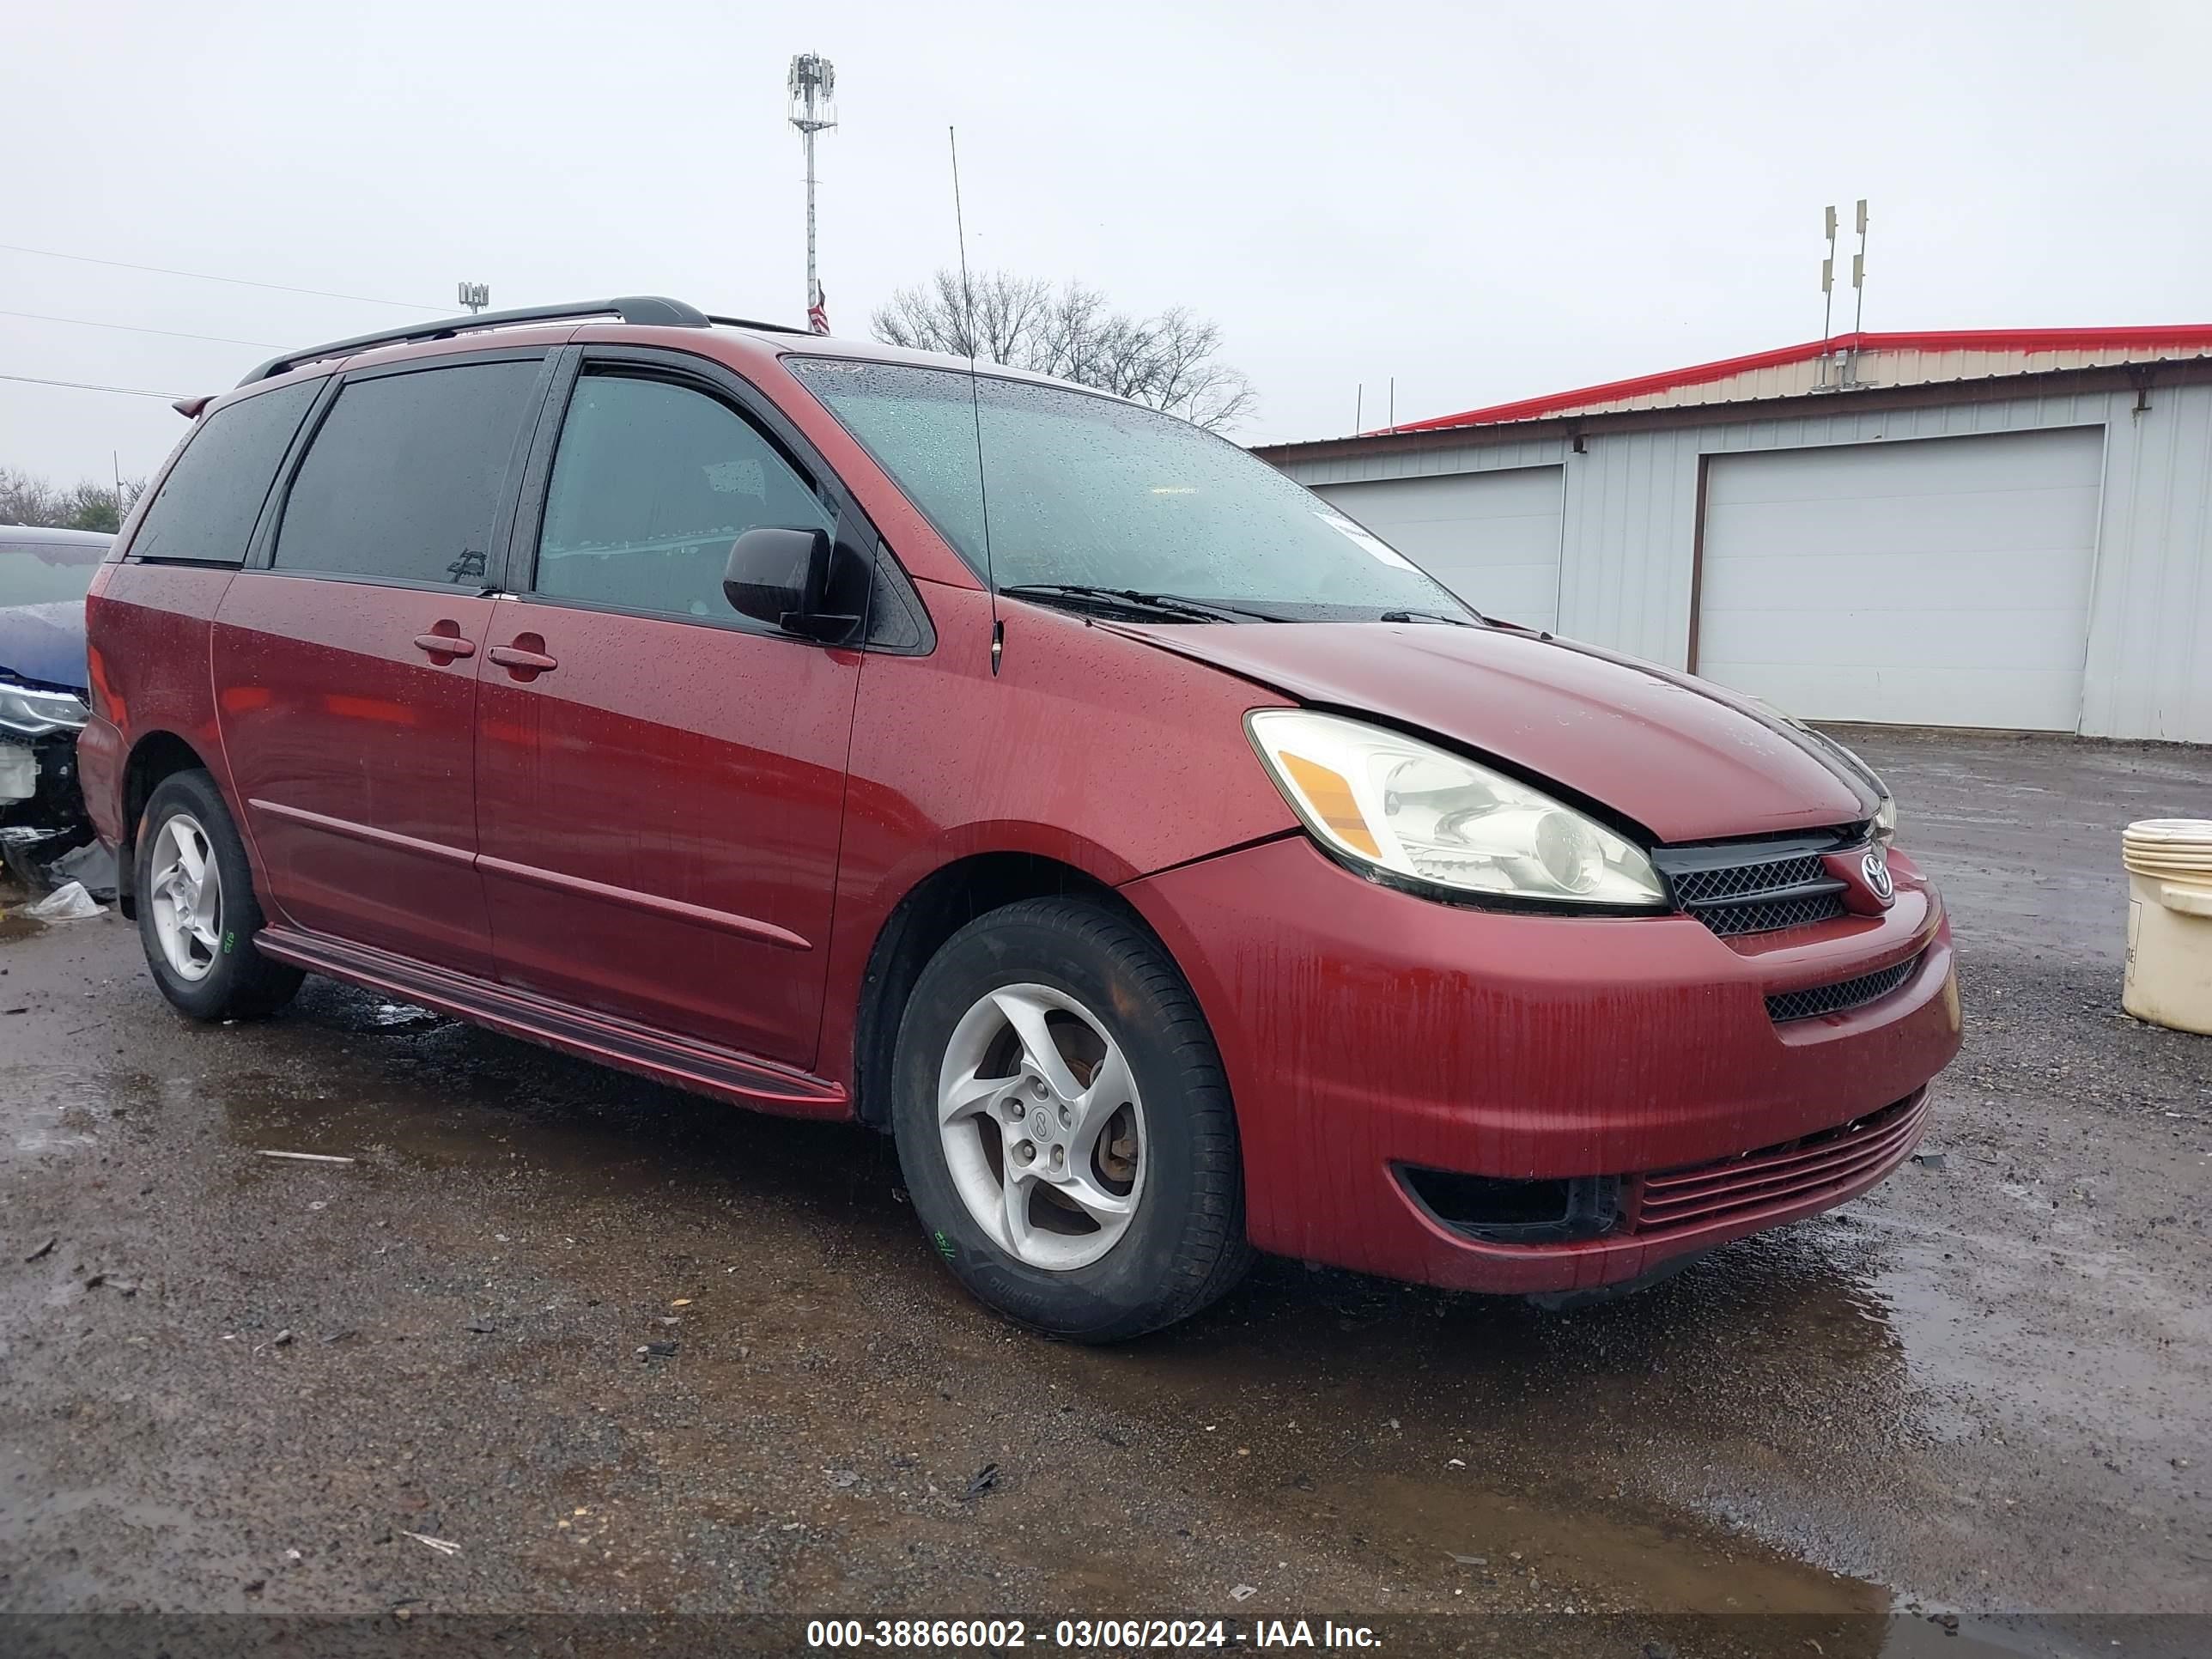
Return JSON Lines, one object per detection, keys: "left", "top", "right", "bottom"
{"left": 0, "top": 683, "right": 89, "bottom": 738}
{"left": 1246, "top": 709, "right": 1668, "bottom": 909}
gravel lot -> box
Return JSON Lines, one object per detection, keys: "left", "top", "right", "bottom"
{"left": 2, "top": 730, "right": 2207, "bottom": 1656}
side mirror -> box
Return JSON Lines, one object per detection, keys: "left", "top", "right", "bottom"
{"left": 723, "top": 526, "right": 860, "bottom": 643}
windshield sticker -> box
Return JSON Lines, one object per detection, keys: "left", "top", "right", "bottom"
{"left": 704, "top": 458, "right": 766, "bottom": 498}
{"left": 1315, "top": 510, "right": 1419, "bottom": 570}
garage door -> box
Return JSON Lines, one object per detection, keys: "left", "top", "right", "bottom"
{"left": 1696, "top": 428, "right": 2104, "bottom": 730}
{"left": 1316, "top": 466, "right": 1562, "bottom": 632}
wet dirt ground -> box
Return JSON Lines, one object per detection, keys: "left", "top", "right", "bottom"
{"left": 2, "top": 732, "right": 2208, "bottom": 1656}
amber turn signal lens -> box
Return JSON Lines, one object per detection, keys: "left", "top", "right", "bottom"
{"left": 1278, "top": 751, "right": 1382, "bottom": 858}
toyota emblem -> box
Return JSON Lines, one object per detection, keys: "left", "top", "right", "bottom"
{"left": 1862, "top": 847, "right": 1894, "bottom": 902}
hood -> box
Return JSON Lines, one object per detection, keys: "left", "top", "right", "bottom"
{"left": 0, "top": 601, "right": 91, "bottom": 693}
{"left": 1106, "top": 621, "right": 1876, "bottom": 843}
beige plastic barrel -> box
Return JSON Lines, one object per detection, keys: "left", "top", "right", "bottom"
{"left": 2122, "top": 818, "right": 2212, "bottom": 1035}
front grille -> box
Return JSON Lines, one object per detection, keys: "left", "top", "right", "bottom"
{"left": 1650, "top": 833, "right": 1854, "bottom": 939}
{"left": 1669, "top": 854, "right": 1826, "bottom": 905}
{"left": 1765, "top": 951, "right": 1922, "bottom": 1023}
{"left": 1628, "top": 1090, "right": 1928, "bottom": 1237}
{"left": 1702, "top": 892, "right": 1846, "bottom": 938}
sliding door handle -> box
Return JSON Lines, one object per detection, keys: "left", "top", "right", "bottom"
{"left": 488, "top": 636, "right": 558, "bottom": 679}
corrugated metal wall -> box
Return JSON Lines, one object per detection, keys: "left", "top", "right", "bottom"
{"left": 1273, "top": 384, "right": 2212, "bottom": 742}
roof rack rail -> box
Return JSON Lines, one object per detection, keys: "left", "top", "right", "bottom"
{"left": 704, "top": 313, "right": 811, "bottom": 337}
{"left": 237, "top": 295, "right": 713, "bottom": 386}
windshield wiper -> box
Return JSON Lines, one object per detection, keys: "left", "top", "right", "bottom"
{"left": 1379, "top": 607, "right": 1485, "bottom": 627}
{"left": 1000, "top": 584, "right": 1281, "bottom": 623}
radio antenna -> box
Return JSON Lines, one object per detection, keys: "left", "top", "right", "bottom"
{"left": 949, "top": 125, "right": 1002, "bottom": 675}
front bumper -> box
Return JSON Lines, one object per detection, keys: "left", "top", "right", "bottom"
{"left": 0, "top": 731, "right": 92, "bottom": 838}
{"left": 1120, "top": 834, "right": 1960, "bottom": 1294}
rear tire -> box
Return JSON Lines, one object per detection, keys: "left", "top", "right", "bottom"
{"left": 891, "top": 896, "right": 1252, "bottom": 1341}
{"left": 134, "top": 769, "right": 303, "bottom": 1021}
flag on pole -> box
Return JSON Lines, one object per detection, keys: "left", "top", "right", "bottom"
{"left": 807, "top": 282, "right": 830, "bottom": 335}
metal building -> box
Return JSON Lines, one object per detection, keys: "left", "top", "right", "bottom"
{"left": 1255, "top": 328, "right": 2212, "bottom": 742}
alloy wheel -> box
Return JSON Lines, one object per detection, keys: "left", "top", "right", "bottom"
{"left": 148, "top": 811, "right": 222, "bottom": 982}
{"left": 935, "top": 982, "right": 1146, "bottom": 1271}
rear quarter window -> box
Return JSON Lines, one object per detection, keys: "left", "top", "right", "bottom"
{"left": 127, "top": 379, "right": 323, "bottom": 565}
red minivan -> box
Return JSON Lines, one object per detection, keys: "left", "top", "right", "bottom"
{"left": 82, "top": 298, "right": 1960, "bottom": 1339}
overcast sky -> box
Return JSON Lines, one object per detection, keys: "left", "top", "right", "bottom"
{"left": 4, "top": 0, "right": 2207, "bottom": 488}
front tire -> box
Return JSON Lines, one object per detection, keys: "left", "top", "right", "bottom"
{"left": 134, "top": 769, "right": 303, "bottom": 1021}
{"left": 891, "top": 896, "right": 1251, "bottom": 1341}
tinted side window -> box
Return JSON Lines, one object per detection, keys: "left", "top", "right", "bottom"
{"left": 129, "top": 380, "right": 321, "bottom": 565}
{"left": 533, "top": 374, "right": 835, "bottom": 623}
{"left": 274, "top": 361, "right": 539, "bottom": 586}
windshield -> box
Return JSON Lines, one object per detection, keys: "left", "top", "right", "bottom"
{"left": 788, "top": 359, "right": 1472, "bottom": 621}
{"left": 0, "top": 538, "right": 105, "bottom": 607}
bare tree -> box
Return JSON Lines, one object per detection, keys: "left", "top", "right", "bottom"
{"left": 0, "top": 468, "right": 146, "bottom": 534}
{"left": 871, "top": 272, "right": 1257, "bottom": 433}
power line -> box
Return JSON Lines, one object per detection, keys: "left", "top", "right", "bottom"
{"left": 0, "top": 372, "right": 187, "bottom": 401}
{"left": 0, "top": 241, "right": 447, "bottom": 313}
{"left": 0, "top": 307, "right": 280, "bottom": 349}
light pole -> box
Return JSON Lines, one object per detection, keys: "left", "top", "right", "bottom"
{"left": 787, "top": 54, "right": 837, "bottom": 333}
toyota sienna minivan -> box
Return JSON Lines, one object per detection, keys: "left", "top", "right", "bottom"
{"left": 82, "top": 296, "right": 1961, "bottom": 1340}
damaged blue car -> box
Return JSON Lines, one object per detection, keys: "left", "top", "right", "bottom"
{"left": 0, "top": 525, "right": 106, "bottom": 882}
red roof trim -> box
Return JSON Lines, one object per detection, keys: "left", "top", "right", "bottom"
{"left": 1387, "top": 325, "right": 2212, "bottom": 434}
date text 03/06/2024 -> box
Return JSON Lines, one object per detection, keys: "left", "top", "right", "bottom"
{"left": 804, "top": 1618, "right": 1382, "bottom": 1649}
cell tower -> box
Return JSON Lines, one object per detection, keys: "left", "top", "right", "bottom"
{"left": 1815, "top": 198, "right": 1869, "bottom": 390}
{"left": 787, "top": 54, "right": 838, "bottom": 334}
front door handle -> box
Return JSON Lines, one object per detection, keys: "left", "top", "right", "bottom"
{"left": 488, "top": 635, "right": 558, "bottom": 680}
{"left": 413, "top": 629, "right": 477, "bottom": 659}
